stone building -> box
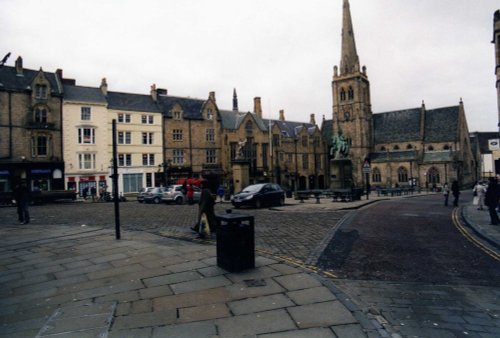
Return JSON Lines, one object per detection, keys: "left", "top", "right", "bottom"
{"left": 0, "top": 56, "right": 65, "bottom": 192}
{"left": 323, "top": 0, "right": 475, "bottom": 190}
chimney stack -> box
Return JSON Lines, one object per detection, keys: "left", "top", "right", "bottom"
{"left": 310, "top": 113, "right": 316, "bottom": 125}
{"left": 279, "top": 109, "right": 285, "bottom": 121}
{"left": 150, "top": 84, "right": 157, "bottom": 101}
{"left": 15, "top": 56, "right": 23, "bottom": 76}
{"left": 209, "top": 91, "right": 216, "bottom": 102}
{"left": 253, "top": 97, "right": 262, "bottom": 119}
{"left": 100, "top": 78, "right": 108, "bottom": 96}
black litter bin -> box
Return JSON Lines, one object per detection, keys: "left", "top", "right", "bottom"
{"left": 216, "top": 211, "right": 255, "bottom": 272}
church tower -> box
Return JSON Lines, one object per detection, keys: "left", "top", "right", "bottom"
{"left": 331, "top": 0, "right": 372, "bottom": 187}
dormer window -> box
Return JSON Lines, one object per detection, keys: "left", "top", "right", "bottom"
{"left": 173, "top": 111, "right": 182, "bottom": 120}
{"left": 35, "top": 84, "right": 47, "bottom": 99}
{"left": 207, "top": 109, "right": 213, "bottom": 120}
{"left": 245, "top": 121, "right": 253, "bottom": 134}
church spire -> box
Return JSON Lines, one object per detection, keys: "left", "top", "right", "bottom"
{"left": 340, "top": 0, "right": 360, "bottom": 75}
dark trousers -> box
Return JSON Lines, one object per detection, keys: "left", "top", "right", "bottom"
{"left": 444, "top": 194, "right": 449, "bottom": 206}
{"left": 17, "top": 201, "right": 30, "bottom": 223}
{"left": 453, "top": 194, "right": 459, "bottom": 207}
{"left": 488, "top": 206, "right": 499, "bottom": 225}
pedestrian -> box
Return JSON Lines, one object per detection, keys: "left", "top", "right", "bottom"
{"left": 187, "top": 184, "right": 194, "bottom": 205}
{"left": 216, "top": 185, "right": 225, "bottom": 203}
{"left": 82, "top": 187, "right": 88, "bottom": 200}
{"left": 13, "top": 181, "right": 30, "bottom": 224}
{"left": 191, "top": 184, "right": 217, "bottom": 238}
{"left": 443, "top": 182, "right": 449, "bottom": 206}
{"left": 473, "top": 181, "right": 486, "bottom": 210}
{"left": 90, "top": 186, "right": 97, "bottom": 202}
{"left": 485, "top": 177, "right": 500, "bottom": 225}
{"left": 451, "top": 180, "right": 460, "bottom": 207}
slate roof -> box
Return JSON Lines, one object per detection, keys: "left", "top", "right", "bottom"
{"left": 159, "top": 95, "right": 205, "bottom": 119}
{"left": 107, "top": 91, "right": 161, "bottom": 113}
{"left": 423, "top": 106, "right": 459, "bottom": 143}
{"left": 219, "top": 110, "right": 268, "bottom": 132}
{"left": 470, "top": 132, "right": 498, "bottom": 154}
{"left": 63, "top": 85, "right": 107, "bottom": 104}
{"left": 0, "top": 65, "right": 62, "bottom": 95}
{"left": 321, "top": 119, "right": 334, "bottom": 146}
{"left": 268, "top": 119, "right": 316, "bottom": 137}
{"left": 373, "top": 108, "right": 421, "bottom": 144}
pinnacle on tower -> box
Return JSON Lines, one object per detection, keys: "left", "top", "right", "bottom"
{"left": 340, "top": 0, "right": 360, "bottom": 75}
{"left": 233, "top": 88, "right": 238, "bottom": 112}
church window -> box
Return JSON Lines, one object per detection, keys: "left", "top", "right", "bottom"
{"left": 340, "top": 88, "right": 346, "bottom": 101}
{"left": 344, "top": 111, "right": 350, "bottom": 121}
{"left": 380, "top": 146, "right": 386, "bottom": 151}
{"left": 348, "top": 87, "right": 354, "bottom": 100}
{"left": 393, "top": 145, "right": 400, "bottom": 150}
{"left": 443, "top": 144, "right": 450, "bottom": 150}
{"left": 406, "top": 144, "right": 413, "bottom": 149}
{"left": 372, "top": 168, "right": 381, "bottom": 182}
{"left": 427, "top": 145, "right": 434, "bottom": 151}
{"left": 397, "top": 167, "right": 408, "bottom": 183}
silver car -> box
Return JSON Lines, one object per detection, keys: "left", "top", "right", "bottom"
{"left": 142, "top": 187, "right": 166, "bottom": 204}
{"left": 161, "top": 184, "right": 201, "bottom": 204}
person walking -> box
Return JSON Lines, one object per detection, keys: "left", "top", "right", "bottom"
{"left": 191, "top": 185, "right": 217, "bottom": 237}
{"left": 485, "top": 177, "right": 500, "bottom": 225}
{"left": 443, "top": 182, "right": 449, "bottom": 206}
{"left": 13, "top": 181, "right": 30, "bottom": 224}
{"left": 186, "top": 184, "right": 194, "bottom": 205}
{"left": 451, "top": 180, "right": 460, "bottom": 207}
{"left": 473, "top": 181, "right": 487, "bottom": 210}
{"left": 216, "top": 185, "right": 225, "bottom": 203}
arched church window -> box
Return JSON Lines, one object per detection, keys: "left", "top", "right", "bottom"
{"left": 443, "top": 144, "right": 450, "bottom": 150}
{"left": 380, "top": 146, "right": 386, "bottom": 151}
{"left": 393, "top": 145, "right": 400, "bottom": 150}
{"left": 340, "top": 88, "right": 346, "bottom": 101}
{"left": 372, "top": 168, "right": 381, "bottom": 182}
{"left": 398, "top": 167, "right": 408, "bottom": 183}
{"left": 406, "top": 144, "right": 413, "bottom": 149}
{"left": 427, "top": 145, "right": 434, "bottom": 151}
{"left": 347, "top": 87, "right": 354, "bottom": 100}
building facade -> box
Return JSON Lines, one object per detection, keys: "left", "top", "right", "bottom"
{"left": 0, "top": 57, "right": 65, "bottom": 193}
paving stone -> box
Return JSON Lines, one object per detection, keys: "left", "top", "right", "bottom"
{"left": 110, "top": 254, "right": 163, "bottom": 267}
{"left": 260, "top": 327, "right": 337, "bottom": 338}
{"left": 86, "top": 263, "right": 145, "bottom": 280}
{"left": 273, "top": 273, "right": 322, "bottom": 291}
{"left": 108, "top": 327, "right": 153, "bottom": 338}
{"left": 141, "top": 255, "right": 186, "bottom": 269}
{"left": 129, "top": 299, "right": 153, "bottom": 314}
{"left": 152, "top": 321, "right": 217, "bottom": 338}
{"left": 228, "top": 293, "right": 295, "bottom": 315}
{"left": 226, "top": 278, "right": 285, "bottom": 301}
{"left": 171, "top": 275, "right": 232, "bottom": 294}
{"left": 178, "top": 302, "right": 231, "bottom": 322}
{"left": 112, "top": 310, "right": 177, "bottom": 330}
{"left": 287, "top": 300, "right": 357, "bottom": 328}
{"left": 139, "top": 285, "right": 173, "bottom": 299}
{"left": 166, "top": 260, "right": 208, "bottom": 273}
{"left": 330, "top": 323, "right": 368, "bottom": 338}
{"left": 286, "top": 286, "right": 337, "bottom": 305}
{"left": 143, "top": 271, "right": 203, "bottom": 288}
{"left": 154, "top": 287, "right": 230, "bottom": 311}
{"left": 95, "top": 290, "right": 141, "bottom": 303}
{"left": 54, "top": 262, "right": 112, "bottom": 279}
{"left": 216, "top": 309, "right": 296, "bottom": 337}
{"left": 268, "top": 263, "right": 301, "bottom": 275}
{"left": 90, "top": 253, "right": 129, "bottom": 264}
{"left": 197, "top": 265, "right": 227, "bottom": 277}
{"left": 74, "top": 280, "right": 143, "bottom": 299}
{"left": 225, "top": 266, "right": 281, "bottom": 283}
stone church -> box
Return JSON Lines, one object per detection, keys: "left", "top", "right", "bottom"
{"left": 322, "top": 0, "right": 475, "bottom": 190}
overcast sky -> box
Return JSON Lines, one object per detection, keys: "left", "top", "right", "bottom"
{"left": 2, "top": 0, "right": 499, "bottom": 131}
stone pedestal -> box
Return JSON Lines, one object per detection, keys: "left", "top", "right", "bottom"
{"left": 330, "top": 159, "right": 353, "bottom": 189}
{"left": 232, "top": 160, "right": 250, "bottom": 193}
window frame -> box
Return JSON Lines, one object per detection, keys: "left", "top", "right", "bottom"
{"left": 78, "top": 127, "right": 96, "bottom": 144}
{"left": 81, "top": 107, "right": 91, "bottom": 121}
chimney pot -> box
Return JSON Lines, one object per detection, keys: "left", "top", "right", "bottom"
{"left": 209, "top": 91, "right": 216, "bottom": 102}
{"left": 254, "top": 97, "right": 262, "bottom": 119}
{"left": 100, "top": 78, "right": 108, "bottom": 96}
{"left": 279, "top": 109, "right": 285, "bottom": 121}
{"left": 15, "top": 56, "right": 23, "bottom": 76}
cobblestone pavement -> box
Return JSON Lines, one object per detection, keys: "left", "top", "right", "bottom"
{"left": 0, "top": 201, "right": 349, "bottom": 266}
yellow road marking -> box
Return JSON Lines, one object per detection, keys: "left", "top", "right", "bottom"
{"left": 452, "top": 208, "right": 500, "bottom": 261}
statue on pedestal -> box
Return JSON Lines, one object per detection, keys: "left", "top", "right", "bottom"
{"left": 330, "top": 130, "right": 350, "bottom": 159}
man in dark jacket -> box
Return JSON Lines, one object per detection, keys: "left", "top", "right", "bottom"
{"left": 191, "top": 185, "right": 217, "bottom": 237}
{"left": 451, "top": 180, "right": 460, "bottom": 207}
{"left": 13, "top": 182, "right": 30, "bottom": 224}
{"left": 485, "top": 177, "right": 500, "bottom": 225}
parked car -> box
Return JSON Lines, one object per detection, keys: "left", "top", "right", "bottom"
{"left": 161, "top": 184, "right": 201, "bottom": 204}
{"left": 137, "top": 187, "right": 153, "bottom": 203}
{"left": 231, "top": 183, "right": 285, "bottom": 208}
{"left": 142, "top": 187, "right": 165, "bottom": 204}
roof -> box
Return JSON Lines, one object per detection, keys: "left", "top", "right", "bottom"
{"left": 470, "top": 131, "right": 498, "bottom": 154}
{"left": 63, "top": 85, "right": 107, "bottom": 104}
{"left": 373, "top": 108, "right": 421, "bottom": 144}
{"left": 423, "top": 106, "right": 459, "bottom": 142}
{"left": 0, "top": 65, "right": 62, "bottom": 95}
{"left": 159, "top": 95, "right": 206, "bottom": 119}
{"left": 107, "top": 91, "right": 161, "bottom": 113}
{"left": 268, "top": 119, "right": 316, "bottom": 138}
